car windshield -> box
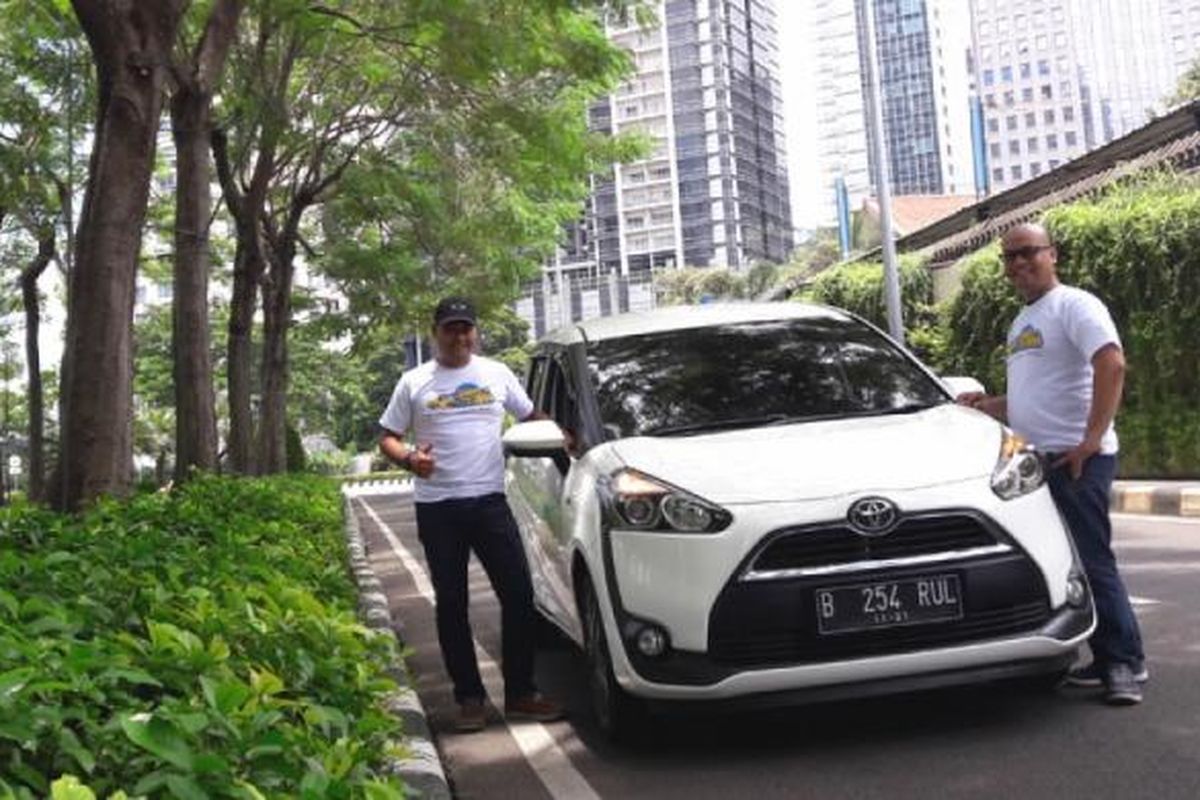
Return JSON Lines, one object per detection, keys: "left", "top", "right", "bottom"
{"left": 587, "top": 316, "right": 948, "bottom": 438}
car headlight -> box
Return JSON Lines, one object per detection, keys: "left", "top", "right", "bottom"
{"left": 600, "top": 469, "right": 731, "bottom": 533}
{"left": 991, "top": 429, "right": 1044, "bottom": 500}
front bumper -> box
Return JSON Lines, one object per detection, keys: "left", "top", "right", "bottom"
{"left": 600, "top": 486, "right": 1093, "bottom": 701}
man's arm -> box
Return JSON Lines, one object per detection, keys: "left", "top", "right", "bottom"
{"left": 379, "top": 430, "right": 435, "bottom": 477}
{"left": 956, "top": 392, "right": 1008, "bottom": 423}
{"left": 1054, "top": 343, "right": 1125, "bottom": 479}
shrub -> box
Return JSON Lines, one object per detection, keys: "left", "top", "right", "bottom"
{"left": 0, "top": 475, "right": 406, "bottom": 798}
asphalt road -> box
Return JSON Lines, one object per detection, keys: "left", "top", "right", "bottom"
{"left": 354, "top": 494, "right": 1200, "bottom": 800}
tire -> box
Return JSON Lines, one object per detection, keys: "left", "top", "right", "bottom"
{"left": 580, "top": 577, "right": 647, "bottom": 741}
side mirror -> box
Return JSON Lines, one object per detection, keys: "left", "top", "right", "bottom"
{"left": 942, "top": 376, "right": 986, "bottom": 397}
{"left": 503, "top": 420, "right": 570, "bottom": 474}
{"left": 503, "top": 419, "right": 566, "bottom": 455}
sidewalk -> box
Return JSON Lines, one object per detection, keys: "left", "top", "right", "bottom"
{"left": 1112, "top": 480, "right": 1200, "bottom": 517}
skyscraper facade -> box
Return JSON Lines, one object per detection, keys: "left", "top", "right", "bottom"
{"left": 813, "top": 0, "right": 978, "bottom": 225}
{"left": 972, "top": 0, "right": 1200, "bottom": 192}
{"left": 549, "top": 0, "right": 793, "bottom": 282}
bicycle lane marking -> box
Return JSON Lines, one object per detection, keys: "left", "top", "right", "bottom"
{"left": 356, "top": 496, "right": 602, "bottom": 800}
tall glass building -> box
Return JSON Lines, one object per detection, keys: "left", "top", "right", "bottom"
{"left": 973, "top": 0, "right": 1200, "bottom": 192}
{"left": 549, "top": 0, "right": 794, "bottom": 282}
{"left": 813, "top": 0, "right": 979, "bottom": 224}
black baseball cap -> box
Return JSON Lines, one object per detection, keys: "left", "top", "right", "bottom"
{"left": 433, "top": 296, "right": 477, "bottom": 327}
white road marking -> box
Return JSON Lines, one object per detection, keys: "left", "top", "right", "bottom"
{"left": 357, "top": 497, "right": 602, "bottom": 800}
{"left": 1130, "top": 596, "right": 1161, "bottom": 607}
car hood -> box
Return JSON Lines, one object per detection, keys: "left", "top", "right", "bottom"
{"left": 608, "top": 405, "right": 1003, "bottom": 505}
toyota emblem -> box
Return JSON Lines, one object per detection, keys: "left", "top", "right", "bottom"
{"left": 847, "top": 496, "right": 900, "bottom": 536}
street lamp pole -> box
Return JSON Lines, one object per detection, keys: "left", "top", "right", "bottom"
{"left": 859, "top": 0, "right": 905, "bottom": 343}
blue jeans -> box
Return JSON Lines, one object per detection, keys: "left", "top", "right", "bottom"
{"left": 1045, "top": 454, "right": 1144, "bottom": 668}
{"left": 415, "top": 493, "right": 537, "bottom": 704}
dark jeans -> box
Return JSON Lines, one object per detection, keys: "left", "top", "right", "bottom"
{"left": 414, "top": 493, "right": 537, "bottom": 704}
{"left": 1045, "top": 453, "right": 1145, "bottom": 668}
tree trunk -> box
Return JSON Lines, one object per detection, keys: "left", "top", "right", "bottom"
{"left": 58, "top": 0, "right": 188, "bottom": 511}
{"left": 20, "top": 233, "right": 55, "bottom": 503}
{"left": 170, "top": 86, "right": 220, "bottom": 482}
{"left": 169, "top": 0, "right": 242, "bottom": 483}
{"left": 212, "top": 122, "right": 277, "bottom": 475}
{"left": 258, "top": 247, "right": 294, "bottom": 473}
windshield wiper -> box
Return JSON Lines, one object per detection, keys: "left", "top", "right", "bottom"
{"left": 647, "top": 415, "right": 792, "bottom": 436}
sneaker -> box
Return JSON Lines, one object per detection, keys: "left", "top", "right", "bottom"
{"left": 1064, "top": 661, "right": 1149, "bottom": 688}
{"left": 455, "top": 699, "right": 488, "bottom": 733}
{"left": 505, "top": 693, "right": 566, "bottom": 723}
{"left": 1103, "top": 664, "right": 1144, "bottom": 706}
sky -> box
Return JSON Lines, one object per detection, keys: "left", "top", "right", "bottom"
{"left": 776, "top": 1, "right": 823, "bottom": 232}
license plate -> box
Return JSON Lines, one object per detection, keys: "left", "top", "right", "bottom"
{"left": 815, "top": 574, "right": 963, "bottom": 635}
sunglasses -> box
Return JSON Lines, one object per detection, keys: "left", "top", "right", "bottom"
{"left": 1001, "top": 244, "right": 1053, "bottom": 263}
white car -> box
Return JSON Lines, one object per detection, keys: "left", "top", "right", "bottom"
{"left": 503, "top": 302, "right": 1093, "bottom": 738}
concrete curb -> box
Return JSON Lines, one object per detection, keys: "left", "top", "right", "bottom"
{"left": 342, "top": 485, "right": 450, "bottom": 800}
{"left": 1111, "top": 482, "right": 1200, "bottom": 517}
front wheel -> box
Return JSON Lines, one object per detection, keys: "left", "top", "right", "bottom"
{"left": 581, "top": 577, "right": 646, "bottom": 741}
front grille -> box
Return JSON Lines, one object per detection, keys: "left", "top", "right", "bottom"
{"left": 751, "top": 514, "right": 1000, "bottom": 573}
{"left": 708, "top": 554, "right": 1052, "bottom": 668}
{"left": 710, "top": 600, "right": 1052, "bottom": 666}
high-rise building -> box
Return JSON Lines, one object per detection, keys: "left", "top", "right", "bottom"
{"left": 813, "top": 0, "right": 979, "bottom": 225}
{"left": 549, "top": 0, "right": 793, "bottom": 282}
{"left": 972, "top": 0, "right": 1200, "bottom": 192}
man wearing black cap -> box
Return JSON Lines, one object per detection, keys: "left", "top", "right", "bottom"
{"left": 378, "top": 296, "right": 565, "bottom": 732}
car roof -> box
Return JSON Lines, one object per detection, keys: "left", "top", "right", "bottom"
{"left": 538, "top": 301, "right": 856, "bottom": 346}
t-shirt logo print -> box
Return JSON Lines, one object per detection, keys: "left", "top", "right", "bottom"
{"left": 1008, "top": 324, "right": 1044, "bottom": 356}
{"left": 426, "top": 382, "right": 496, "bottom": 410}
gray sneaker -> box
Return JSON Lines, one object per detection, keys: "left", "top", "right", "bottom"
{"left": 1104, "top": 663, "right": 1144, "bottom": 706}
{"left": 1065, "top": 661, "right": 1149, "bottom": 688}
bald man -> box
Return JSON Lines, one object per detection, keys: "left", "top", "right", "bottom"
{"left": 957, "top": 223, "right": 1146, "bottom": 706}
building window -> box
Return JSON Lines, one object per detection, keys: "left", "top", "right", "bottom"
{"left": 1049, "top": 158, "right": 1062, "bottom": 169}
{"left": 1038, "top": 59, "right": 1051, "bottom": 76}
{"left": 1006, "top": 115, "right": 1018, "bottom": 131}
{"left": 1001, "top": 65, "right": 1013, "bottom": 82}
{"left": 1044, "top": 109, "right": 1056, "bottom": 124}
{"left": 1023, "top": 87, "right": 1034, "bottom": 102}
{"left": 1011, "top": 165, "right": 1024, "bottom": 181}
{"left": 993, "top": 167, "right": 1005, "bottom": 183}
{"left": 984, "top": 68, "right": 995, "bottom": 86}
{"left": 988, "top": 117, "right": 1000, "bottom": 133}
{"left": 1031, "top": 162, "right": 1043, "bottom": 177}
{"left": 1025, "top": 111, "right": 1037, "bottom": 127}
{"left": 1047, "top": 133, "right": 1059, "bottom": 150}
{"left": 1020, "top": 62, "right": 1032, "bottom": 79}
{"left": 1004, "top": 90, "right": 1015, "bottom": 106}
{"left": 1041, "top": 84, "right": 1053, "bottom": 99}
{"left": 1009, "top": 140, "right": 1021, "bottom": 155}
{"left": 990, "top": 142, "right": 1002, "bottom": 158}
{"left": 1063, "top": 105, "right": 1075, "bottom": 122}
{"left": 1027, "top": 136, "right": 1040, "bottom": 153}
{"left": 1065, "top": 130, "right": 1078, "bottom": 146}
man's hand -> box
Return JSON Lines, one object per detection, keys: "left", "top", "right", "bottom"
{"left": 1053, "top": 437, "right": 1101, "bottom": 481}
{"left": 955, "top": 391, "right": 987, "bottom": 409}
{"left": 408, "top": 443, "right": 435, "bottom": 478}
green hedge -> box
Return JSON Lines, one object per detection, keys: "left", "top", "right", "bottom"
{"left": 798, "top": 255, "right": 950, "bottom": 366}
{"left": 945, "top": 174, "right": 1200, "bottom": 476}
{"left": 0, "top": 475, "right": 406, "bottom": 799}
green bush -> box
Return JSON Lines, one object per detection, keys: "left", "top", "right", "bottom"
{"left": 942, "top": 173, "right": 1200, "bottom": 476}
{"left": 0, "top": 475, "right": 406, "bottom": 798}
{"left": 797, "top": 255, "right": 949, "bottom": 367}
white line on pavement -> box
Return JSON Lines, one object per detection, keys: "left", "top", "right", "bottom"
{"left": 1129, "top": 596, "right": 1161, "bottom": 606}
{"left": 356, "top": 498, "right": 602, "bottom": 800}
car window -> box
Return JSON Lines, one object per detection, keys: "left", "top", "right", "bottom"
{"left": 587, "top": 317, "right": 947, "bottom": 438}
{"left": 526, "top": 355, "right": 548, "bottom": 407}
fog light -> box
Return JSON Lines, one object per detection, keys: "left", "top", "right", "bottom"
{"left": 1066, "top": 575, "right": 1088, "bottom": 608}
{"left": 635, "top": 626, "right": 668, "bottom": 657}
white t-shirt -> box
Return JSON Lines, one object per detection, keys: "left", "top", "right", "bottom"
{"left": 1006, "top": 284, "right": 1121, "bottom": 454}
{"left": 379, "top": 355, "right": 534, "bottom": 502}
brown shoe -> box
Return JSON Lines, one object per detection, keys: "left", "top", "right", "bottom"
{"left": 455, "top": 699, "right": 488, "bottom": 732}
{"left": 505, "top": 693, "right": 565, "bottom": 723}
